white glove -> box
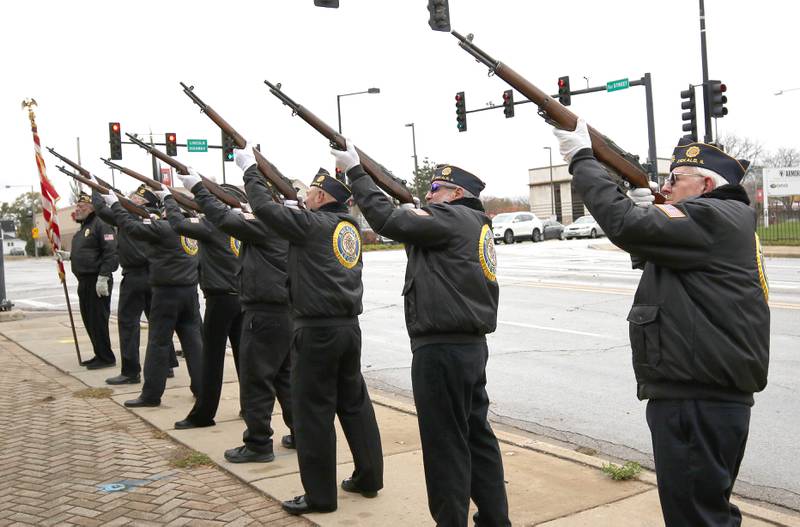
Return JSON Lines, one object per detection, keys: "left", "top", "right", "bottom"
{"left": 96, "top": 275, "right": 110, "bottom": 297}
{"left": 230, "top": 207, "right": 245, "bottom": 217}
{"left": 179, "top": 168, "right": 202, "bottom": 190}
{"left": 552, "top": 118, "right": 592, "bottom": 163}
{"left": 55, "top": 249, "right": 71, "bottom": 262}
{"left": 154, "top": 188, "right": 170, "bottom": 201}
{"left": 330, "top": 138, "right": 360, "bottom": 173}
{"left": 627, "top": 182, "right": 658, "bottom": 208}
{"left": 102, "top": 191, "right": 119, "bottom": 206}
{"left": 283, "top": 199, "right": 299, "bottom": 210}
{"left": 400, "top": 197, "right": 421, "bottom": 210}
{"left": 234, "top": 143, "right": 257, "bottom": 172}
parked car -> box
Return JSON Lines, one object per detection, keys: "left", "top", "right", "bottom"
{"left": 491, "top": 212, "right": 545, "bottom": 244}
{"left": 563, "top": 215, "right": 605, "bottom": 239}
{"left": 542, "top": 219, "right": 566, "bottom": 240}
{"left": 9, "top": 248, "right": 25, "bottom": 256}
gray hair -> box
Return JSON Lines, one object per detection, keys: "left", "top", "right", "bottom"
{"left": 692, "top": 166, "right": 729, "bottom": 189}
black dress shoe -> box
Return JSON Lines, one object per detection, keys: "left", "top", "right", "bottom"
{"left": 80, "top": 357, "right": 98, "bottom": 366}
{"left": 124, "top": 397, "right": 160, "bottom": 408}
{"left": 106, "top": 374, "right": 141, "bottom": 385}
{"left": 341, "top": 477, "right": 378, "bottom": 498}
{"left": 281, "top": 434, "right": 296, "bottom": 449}
{"left": 281, "top": 495, "right": 336, "bottom": 515}
{"left": 224, "top": 445, "right": 274, "bottom": 463}
{"left": 166, "top": 368, "right": 174, "bottom": 378}
{"left": 174, "top": 419, "right": 214, "bottom": 430}
{"left": 86, "top": 360, "right": 116, "bottom": 370}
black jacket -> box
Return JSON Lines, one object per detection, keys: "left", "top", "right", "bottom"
{"left": 349, "top": 165, "right": 499, "bottom": 350}
{"left": 163, "top": 195, "right": 240, "bottom": 296}
{"left": 243, "top": 166, "right": 362, "bottom": 323}
{"left": 109, "top": 202, "right": 199, "bottom": 287}
{"left": 69, "top": 212, "right": 118, "bottom": 278}
{"left": 570, "top": 149, "right": 770, "bottom": 404}
{"left": 92, "top": 191, "right": 148, "bottom": 273}
{"left": 191, "top": 183, "right": 289, "bottom": 311}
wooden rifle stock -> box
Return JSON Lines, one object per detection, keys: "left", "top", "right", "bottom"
{"left": 54, "top": 165, "right": 149, "bottom": 219}
{"left": 100, "top": 158, "right": 201, "bottom": 213}
{"left": 179, "top": 82, "right": 298, "bottom": 202}
{"left": 264, "top": 80, "right": 414, "bottom": 204}
{"left": 451, "top": 31, "right": 664, "bottom": 204}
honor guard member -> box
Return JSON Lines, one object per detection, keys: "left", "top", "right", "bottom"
{"left": 56, "top": 192, "right": 119, "bottom": 370}
{"left": 102, "top": 188, "right": 204, "bottom": 407}
{"left": 176, "top": 170, "right": 294, "bottom": 460}
{"left": 92, "top": 186, "right": 178, "bottom": 384}
{"left": 554, "top": 120, "right": 769, "bottom": 527}
{"left": 236, "top": 145, "right": 383, "bottom": 516}
{"left": 155, "top": 182, "right": 244, "bottom": 430}
{"left": 333, "top": 141, "right": 511, "bottom": 527}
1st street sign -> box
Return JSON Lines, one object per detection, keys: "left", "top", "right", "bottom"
{"left": 187, "top": 139, "right": 208, "bottom": 153}
{"left": 606, "top": 78, "right": 630, "bottom": 92}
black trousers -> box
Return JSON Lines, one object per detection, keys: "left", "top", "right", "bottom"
{"left": 292, "top": 323, "right": 383, "bottom": 509}
{"left": 239, "top": 309, "right": 292, "bottom": 452}
{"left": 647, "top": 399, "right": 751, "bottom": 527}
{"left": 185, "top": 294, "right": 243, "bottom": 425}
{"left": 412, "top": 342, "right": 510, "bottom": 527}
{"left": 117, "top": 269, "right": 177, "bottom": 377}
{"left": 77, "top": 275, "right": 115, "bottom": 364}
{"left": 140, "top": 285, "right": 203, "bottom": 402}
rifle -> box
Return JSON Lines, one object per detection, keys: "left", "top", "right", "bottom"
{"left": 179, "top": 82, "right": 298, "bottom": 202}
{"left": 54, "top": 164, "right": 150, "bottom": 219}
{"left": 100, "top": 158, "right": 202, "bottom": 213}
{"left": 125, "top": 133, "right": 247, "bottom": 210}
{"left": 451, "top": 31, "right": 665, "bottom": 204}
{"left": 264, "top": 80, "right": 415, "bottom": 204}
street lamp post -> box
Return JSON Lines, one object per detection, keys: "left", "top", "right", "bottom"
{"left": 543, "top": 147, "right": 555, "bottom": 218}
{"left": 336, "top": 87, "right": 381, "bottom": 134}
{"left": 5, "top": 185, "right": 37, "bottom": 257}
{"left": 404, "top": 123, "right": 419, "bottom": 188}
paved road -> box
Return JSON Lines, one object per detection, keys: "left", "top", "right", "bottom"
{"left": 5, "top": 240, "right": 800, "bottom": 510}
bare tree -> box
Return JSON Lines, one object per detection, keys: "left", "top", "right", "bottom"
{"left": 763, "top": 147, "right": 800, "bottom": 168}
{"left": 718, "top": 134, "right": 765, "bottom": 165}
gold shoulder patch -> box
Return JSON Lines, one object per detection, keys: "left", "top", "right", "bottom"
{"left": 653, "top": 204, "right": 686, "bottom": 219}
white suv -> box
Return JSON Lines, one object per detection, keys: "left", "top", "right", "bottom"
{"left": 492, "top": 212, "right": 545, "bottom": 244}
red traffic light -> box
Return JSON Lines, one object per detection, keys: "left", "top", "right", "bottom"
{"left": 719, "top": 83, "right": 727, "bottom": 92}
{"left": 111, "top": 123, "right": 120, "bottom": 132}
{"left": 167, "top": 134, "right": 176, "bottom": 142}
{"left": 558, "top": 79, "right": 566, "bottom": 88}
{"left": 455, "top": 94, "right": 463, "bottom": 102}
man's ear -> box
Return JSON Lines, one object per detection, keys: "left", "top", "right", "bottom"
{"left": 704, "top": 177, "right": 716, "bottom": 193}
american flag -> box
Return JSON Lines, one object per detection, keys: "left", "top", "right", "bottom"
{"left": 23, "top": 99, "right": 65, "bottom": 281}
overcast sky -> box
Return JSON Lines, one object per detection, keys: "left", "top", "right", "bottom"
{"left": 2, "top": 0, "right": 799, "bottom": 205}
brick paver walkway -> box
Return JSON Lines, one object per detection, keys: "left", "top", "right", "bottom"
{"left": 0, "top": 336, "right": 312, "bottom": 527}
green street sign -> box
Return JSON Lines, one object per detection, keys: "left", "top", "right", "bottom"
{"left": 606, "top": 78, "right": 630, "bottom": 92}
{"left": 187, "top": 139, "right": 208, "bottom": 153}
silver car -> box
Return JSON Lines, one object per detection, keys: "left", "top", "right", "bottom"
{"left": 563, "top": 215, "right": 604, "bottom": 239}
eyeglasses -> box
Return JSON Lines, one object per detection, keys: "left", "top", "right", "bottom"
{"left": 429, "top": 182, "right": 458, "bottom": 194}
{"left": 667, "top": 172, "right": 704, "bottom": 186}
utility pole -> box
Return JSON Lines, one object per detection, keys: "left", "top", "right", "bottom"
{"left": 699, "top": 0, "right": 713, "bottom": 143}
{"left": 643, "top": 73, "right": 658, "bottom": 182}
{"left": 405, "top": 123, "right": 419, "bottom": 184}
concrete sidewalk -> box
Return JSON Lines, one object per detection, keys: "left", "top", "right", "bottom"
{"left": 2, "top": 312, "right": 798, "bottom": 527}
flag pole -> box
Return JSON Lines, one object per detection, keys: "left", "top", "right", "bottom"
{"left": 22, "top": 99, "right": 83, "bottom": 365}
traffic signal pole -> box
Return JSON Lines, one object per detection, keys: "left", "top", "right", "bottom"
{"left": 699, "top": 0, "right": 713, "bottom": 143}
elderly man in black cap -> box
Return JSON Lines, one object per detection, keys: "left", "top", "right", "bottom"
{"left": 332, "top": 140, "right": 510, "bottom": 527}
{"left": 235, "top": 145, "right": 383, "bottom": 516}
{"left": 57, "top": 192, "right": 119, "bottom": 369}
{"left": 554, "top": 120, "right": 769, "bottom": 527}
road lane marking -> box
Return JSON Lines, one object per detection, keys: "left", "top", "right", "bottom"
{"left": 497, "top": 320, "right": 616, "bottom": 339}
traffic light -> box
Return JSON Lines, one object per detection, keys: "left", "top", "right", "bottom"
{"left": 708, "top": 80, "right": 728, "bottom": 118}
{"left": 427, "top": 0, "right": 451, "bottom": 32}
{"left": 680, "top": 86, "right": 698, "bottom": 142}
{"left": 557, "top": 76, "right": 571, "bottom": 106}
{"left": 109, "top": 122, "right": 122, "bottom": 160}
{"left": 165, "top": 133, "right": 177, "bottom": 156}
{"left": 222, "top": 131, "right": 235, "bottom": 162}
{"left": 313, "top": 0, "right": 339, "bottom": 7}
{"left": 455, "top": 91, "right": 467, "bottom": 132}
{"left": 502, "top": 89, "right": 514, "bottom": 118}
